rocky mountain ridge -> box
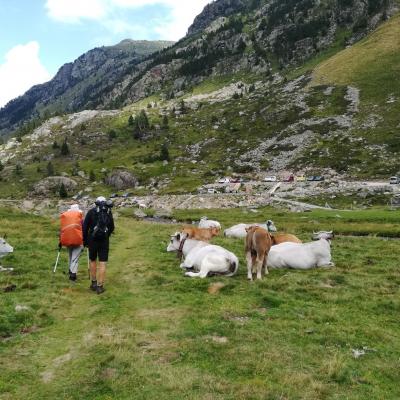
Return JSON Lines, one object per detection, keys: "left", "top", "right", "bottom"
{"left": 0, "top": 0, "right": 396, "bottom": 137}
{"left": 0, "top": 40, "right": 173, "bottom": 137}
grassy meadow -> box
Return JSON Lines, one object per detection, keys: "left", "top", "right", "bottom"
{"left": 0, "top": 206, "right": 400, "bottom": 399}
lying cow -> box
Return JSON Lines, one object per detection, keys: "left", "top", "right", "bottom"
{"left": 181, "top": 226, "right": 220, "bottom": 242}
{"left": 224, "top": 220, "right": 277, "bottom": 239}
{"left": 0, "top": 236, "right": 14, "bottom": 272}
{"left": 167, "top": 232, "right": 239, "bottom": 278}
{"left": 198, "top": 216, "right": 221, "bottom": 231}
{"left": 267, "top": 231, "right": 334, "bottom": 270}
{"left": 271, "top": 233, "right": 302, "bottom": 245}
{"left": 245, "top": 226, "right": 273, "bottom": 280}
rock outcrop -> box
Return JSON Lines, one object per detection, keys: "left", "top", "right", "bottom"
{"left": 33, "top": 177, "right": 77, "bottom": 196}
{"left": 105, "top": 171, "right": 138, "bottom": 190}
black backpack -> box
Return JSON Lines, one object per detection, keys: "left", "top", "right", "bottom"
{"left": 91, "top": 206, "right": 111, "bottom": 241}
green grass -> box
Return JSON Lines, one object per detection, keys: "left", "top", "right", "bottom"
{"left": 1, "top": 206, "right": 400, "bottom": 399}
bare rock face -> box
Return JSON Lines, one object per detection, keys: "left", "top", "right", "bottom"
{"left": 105, "top": 171, "right": 138, "bottom": 190}
{"left": 33, "top": 177, "right": 77, "bottom": 195}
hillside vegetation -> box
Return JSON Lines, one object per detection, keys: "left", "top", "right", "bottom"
{"left": 312, "top": 13, "right": 400, "bottom": 101}
{"left": 0, "top": 207, "right": 399, "bottom": 399}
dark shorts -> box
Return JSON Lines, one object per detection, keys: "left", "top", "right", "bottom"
{"left": 88, "top": 238, "right": 109, "bottom": 262}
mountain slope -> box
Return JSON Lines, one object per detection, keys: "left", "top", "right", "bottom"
{"left": 0, "top": 0, "right": 396, "bottom": 138}
{"left": 312, "top": 12, "right": 400, "bottom": 101}
{"left": 1, "top": 1, "right": 400, "bottom": 199}
{"left": 0, "top": 40, "right": 173, "bottom": 136}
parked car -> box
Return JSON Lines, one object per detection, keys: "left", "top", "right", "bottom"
{"left": 283, "top": 174, "right": 294, "bottom": 182}
{"left": 122, "top": 192, "right": 133, "bottom": 198}
{"left": 264, "top": 176, "right": 277, "bottom": 182}
{"left": 307, "top": 176, "right": 324, "bottom": 182}
{"left": 296, "top": 175, "right": 306, "bottom": 182}
{"left": 110, "top": 193, "right": 120, "bottom": 198}
{"left": 230, "top": 177, "right": 242, "bottom": 183}
{"left": 218, "top": 177, "right": 230, "bottom": 184}
{"left": 208, "top": 188, "right": 217, "bottom": 194}
{"left": 389, "top": 176, "right": 399, "bottom": 184}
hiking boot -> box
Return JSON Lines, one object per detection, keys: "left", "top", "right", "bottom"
{"left": 96, "top": 285, "right": 105, "bottom": 295}
{"left": 69, "top": 270, "right": 77, "bottom": 282}
{"left": 90, "top": 280, "right": 97, "bottom": 291}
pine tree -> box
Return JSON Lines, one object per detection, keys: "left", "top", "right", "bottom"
{"left": 61, "top": 140, "right": 70, "bottom": 156}
{"left": 108, "top": 129, "right": 117, "bottom": 141}
{"left": 133, "top": 119, "right": 142, "bottom": 140}
{"left": 15, "top": 164, "right": 22, "bottom": 176}
{"left": 160, "top": 143, "right": 170, "bottom": 161}
{"left": 138, "top": 110, "right": 149, "bottom": 130}
{"left": 128, "top": 115, "right": 134, "bottom": 126}
{"left": 89, "top": 170, "right": 96, "bottom": 182}
{"left": 52, "top": 140, "right": 59, "bottom": 149}
{"left": 59, "top": 183, "right": 68, "bottom": 198}
{"left": 47, "top": 161, "right": 55, "bottom": 176}
{"left": 162, "top": 115, "right": 169, "bottom": 129}
{"left": 0, "top": 161, "right": 3, "bottom": 172}
{"left": 179, "top": 100, "right": 186, "bottom": 113}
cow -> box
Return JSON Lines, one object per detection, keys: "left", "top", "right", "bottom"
{"left": 267, "top": 232, "right": 334, "bottom": 270}
{"left": 224, "top": 220, "right": 277, "bottom": 239}
{"left": 198, "top": 216, "right": 221, "bottom": 231}
{"left": 167, "top": 232, "right": 239, "bottom": 278}
{"left": 181, "top": 226, "right": 220, "bottom": 242}
{"left": 245, "top": 226, "right": 273, "bottom": 280}
{"left": 312, "top": 231, "right": 334, "bottom": 241}
{"left": 0, "top": 236, "right": 14, "bottom": 272}
{"left": 271, "top": 233, "right": 302, "bottom": 245}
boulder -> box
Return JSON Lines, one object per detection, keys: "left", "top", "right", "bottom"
{"left": 105, "top": 170, "right": 138, "bottom": 190}
{"left": 134, "top": 209, "right": 147, "bottom": 218}
{"left": 33, "top": 177, "right": 77, "bottom": 196}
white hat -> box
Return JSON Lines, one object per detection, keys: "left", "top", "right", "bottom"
{"left": 69, "top": 204, "right": 81, "bottom": 211}
{"left": 96, "top": 196, "right": 106, "bottom": 203}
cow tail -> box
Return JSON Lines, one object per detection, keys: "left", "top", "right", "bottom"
{"left": 225, "top": 258, "right": 239, "bottom": 277}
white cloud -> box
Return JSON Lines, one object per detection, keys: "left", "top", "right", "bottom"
{"left": 0, "top": 42, "right": 51, "bottom": 108}
{"left": 45, "top": 0, "right": 108, "bottom": 23}
{"left": 45, "top": 0, "right": 211, "bottom": 40}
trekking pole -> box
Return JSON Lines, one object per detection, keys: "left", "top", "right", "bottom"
{"left": 53, "top": 244, "right": 62, "bottom": 273}
{"left": 87, "top": 247, "right": 90, "bottom": 280}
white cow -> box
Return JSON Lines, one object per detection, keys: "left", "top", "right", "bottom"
{"left": 267, "top": 238, "right": 334, "bottom": 270}
{"left": 167, "top": 232, "right": 239, "bottom": 278}
{"left": 224, "top": 220, "right": 277, "bottom": 238}
{"left": 198, "top": 216, "right": 221, "bottom": 230}
{"left": 0, "top": 237, "right": 14, "bottom": 272}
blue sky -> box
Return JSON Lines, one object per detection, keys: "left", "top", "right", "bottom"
{"left": 0, "top": 0, "right": 211, "bottom": 107}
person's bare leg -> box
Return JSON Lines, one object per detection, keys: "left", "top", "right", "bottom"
{"left": 97, "top": 262, "right": 106, "bottom": 286}
{"left": 90, "top": 261, "right": 97, "bottom": 281}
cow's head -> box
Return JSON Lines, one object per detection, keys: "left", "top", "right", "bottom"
{"left": 0, "top": 236, "right": 13, "bottom": 258}
{"left": 266, "top": 220, "right": 277, "bottom": 233}
{"left": 210, "top": 227, "right": 219, "bottom": 237}
{"left": 167, "top": 232, "right": 188, "bottom": 252}
{"left": 312, "top": 231, "right": 334, "bottom": 241}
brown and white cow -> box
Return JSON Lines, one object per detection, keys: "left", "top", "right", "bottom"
{"left": 271, "top": 233, "right": 302, "bottom": 245}
{"left": 181, "top": 226, "right": 220, "bottom": 242}
{"left": 245, "top": 226, "right": 273, "bottom": 280}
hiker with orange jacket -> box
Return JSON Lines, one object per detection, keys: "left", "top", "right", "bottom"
{"left": 59, "top": 204, "right": 84, "bottom": 281}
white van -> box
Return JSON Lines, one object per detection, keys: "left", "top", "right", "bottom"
{"left": 389, "top": 176, "right": 399, "bottom": 184}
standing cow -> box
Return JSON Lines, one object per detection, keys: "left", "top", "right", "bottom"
{"left": 245, "top": 226, "right": 273, "bottom": 280}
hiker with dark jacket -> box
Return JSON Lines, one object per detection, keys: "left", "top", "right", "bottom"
{"left": 83, "top": 196, "right": 115, "bottom": 294}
